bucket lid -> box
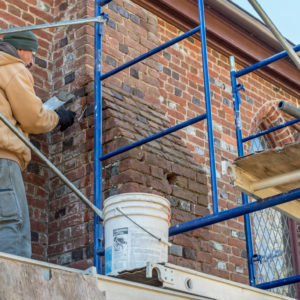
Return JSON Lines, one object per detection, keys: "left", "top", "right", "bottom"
{"left": 104, "top": 193, "right": 170, "bottom": 209}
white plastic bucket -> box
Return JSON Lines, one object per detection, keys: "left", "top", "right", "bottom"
{"left": 104, "top": 193, "right": 171, "bottom": 275}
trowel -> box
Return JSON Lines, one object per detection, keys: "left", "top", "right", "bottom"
{"left": 42, "top": 91, "right": 74, "bottom": 110}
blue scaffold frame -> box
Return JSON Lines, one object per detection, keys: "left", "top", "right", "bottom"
{"left": 97, "top": 0, "right": 300, "bottom": 292}
{"left": 0, "top": 0, "right": 298, "bottom": 293}
{"left": 230, "top": 49, "right": 300, "bottom": 290}
{"left": 95, "top": 0, "right": 219, "bottom": 273}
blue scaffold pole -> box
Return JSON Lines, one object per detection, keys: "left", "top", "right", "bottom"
{"left": 230, "top": 56, "right": 256, "bottom": 286}
{"left": 255, "top": 274, "right": 300, "bottom": 290}
{"left": 243, "top": 119, "right": 300, "bottom": 143}
{"left": 169, "top": 187, "right": 300, "bottom": 236}
{"left": 235, "top": 44, "right": 300, "bottom": 78}
{"left": 98, "top": 0, "right": 112, "bottom": 6}
{"left": 100, "top": 114, "right": 207, "bottom": 161}
{"left": 100, "top": 26, "right": 201, "bottom": 81}
{"left": 198, "top": 0, "right": 218, "bottom": 214}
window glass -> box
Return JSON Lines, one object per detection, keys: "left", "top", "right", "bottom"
{"left": 250, "top": 134, "right": 296, "bottom": 297}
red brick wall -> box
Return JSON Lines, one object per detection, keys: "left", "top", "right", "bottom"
{"left": 0, "top": 0, "right": 298, "bottom": 285}
{"left": 46, "top": 0, "right": 95, "bottom": 268}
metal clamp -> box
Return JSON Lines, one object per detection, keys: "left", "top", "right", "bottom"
{"left": 252, "top": 254, "right": 262, "bottom": 264}
{"left": 98, "top": 0, "right": 113, "bottom": 6}
{"left": 100, "top": 13, "right": 109, "bottom": 23}
{"left": 145, "top": 263, "right": 216, "bottom": 299}
{"left": 234, "top": 84, "right": 245, "bottom": 105}
{"left": 236, "top": 83, "right": 245, "bottom": 93}
{"left": 146, "top": 263, "right": 175, "bottom": 285}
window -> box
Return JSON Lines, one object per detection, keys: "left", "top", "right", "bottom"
{"left": 250, "top": 134, "right": 296, "bottom": 298}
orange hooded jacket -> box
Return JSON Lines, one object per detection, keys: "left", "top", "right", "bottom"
{"left": 0, "top": 42, "right": 58, "bottom": 170}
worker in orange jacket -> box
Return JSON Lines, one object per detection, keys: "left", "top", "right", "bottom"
{"left": 0, "top": 30, "right": 75, "bottom": 257}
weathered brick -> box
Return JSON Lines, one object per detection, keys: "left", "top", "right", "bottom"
{"left": 119, "top": 43, "right": 129, "bottom": 54}
{"left": 72, "top": 248, "right": 83, "bottom": 261}
{"left": 31, "top": 231, "right": 39, "bottom": 242}
{"left": 163, "top": 51, "right": 171, "bottom": 61}
{"left": 179, "top": 200, "right": 191, "bottom": 212}
{"left": 172, "top": 186, "right": 197, "bottom": 203}
{"left": 59, "top": 37, "right": 68, "bottom": 48}
{"left": 64, "top": 72, "right": 75, "bottom": 84}
{"left": 217, "top": 261, "right": 227, "bottom": 271}
{"left": 132, "top": 88, "right": 144, "bottom": 99}
{"left": 163, "top": 66, "right": 171, "bottom": 76}
{"left": 106, "top": 55, "right": 117, "bottom": 67}
{"left": 35, "top": 57, "right": 47, "bottom": 68}
{"left": 174, "top": 87, "right": 182, "bottom": 97}
{"left": 166, "top": 195, "right": 178, "bottom": 207}
{"left": 58, "top": 252, "right": 72, "bottom": 265}
{"left": 197, "top": 252, "right": 213, "bottom": 264}
{"left": 119, "top": 7, "right": 129, "bottom": 18}
{"left": 192, "top": 96, "right": 201, "bottom": 106}
{"left": 172, "top": 164, "right": 196, "bottom": 180}
{"left": 189, "top": 180, "right": 207, "bottom": 194}
{"left": 130, "top": 68, "right": 139, "bottom": 79}
{"left": 183, "top": 247, "right": 196, "bottom": 260}
{"left": 59, "top": 2, "right": 68, "bottom": 10}
{"left": 169, "top": 244, "right": 183, "bottom": 256}
{"left": 130, "top": 13, "right": 140, "bottom": 25}
{"left": 107, "top": 18, "right": 116, "bottom": 29}
{"left": 172, "top": 71, "right": 180, "bottom": 80}
{"left": 27, "top": 162, "right": 40, "bottom": 174}
{"left": 122, "top": 82, "right": 132, "bottom": 93}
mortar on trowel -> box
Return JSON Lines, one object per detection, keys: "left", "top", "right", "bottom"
{"left": 42, "top": 91, "right": 74, "bottom": 110}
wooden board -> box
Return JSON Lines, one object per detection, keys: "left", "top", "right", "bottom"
{"left": 231, "top": 142, "right": 300, "bottom": 221}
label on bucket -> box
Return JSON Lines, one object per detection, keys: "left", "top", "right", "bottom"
{"left": 112, "top": 227, "right": 129, "bottom": 272}
{"left": 129, "top": 228, "right": 165, "bottom": 267}
{"left": 106, "top": 224, "right": 167, "bottom": 275}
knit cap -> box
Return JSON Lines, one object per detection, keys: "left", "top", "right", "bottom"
{"left": 3, "top": 30, "right": 38, "bottom": 52}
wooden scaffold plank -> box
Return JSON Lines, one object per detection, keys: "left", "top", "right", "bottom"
{"left": 231, "top": 142, "right": 300, "bottom": 221}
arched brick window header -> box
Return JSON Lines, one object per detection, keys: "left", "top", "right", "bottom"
{"left": 249, "top": 100, "right": 296, "bottom": 149}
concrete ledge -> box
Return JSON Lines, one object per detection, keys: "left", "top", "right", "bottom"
{"left": 0, "top": 253, "right": 294, "bottom": 300}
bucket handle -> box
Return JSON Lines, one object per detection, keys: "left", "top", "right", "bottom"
{"left": 115, "top": 207, "right": 172, "bottom": 247}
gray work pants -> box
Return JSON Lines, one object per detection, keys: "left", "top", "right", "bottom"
{"left": 0, "top": 159, "right": 31, "bottom": 258}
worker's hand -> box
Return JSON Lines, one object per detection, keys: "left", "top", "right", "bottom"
{"left": 57, "top": 109, "right": 76, "bottom": 131}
